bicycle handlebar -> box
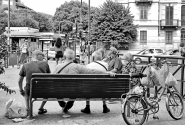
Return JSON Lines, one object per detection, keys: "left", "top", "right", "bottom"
{"left": 130, "top": 73, "right": 147, "bottom": 78}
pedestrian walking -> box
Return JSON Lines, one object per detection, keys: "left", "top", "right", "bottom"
{"left": 17, "top": 40, "right": 29, "bottom": 69}
{"left": 55, "top": 38, "right": 64, "bottom": 65}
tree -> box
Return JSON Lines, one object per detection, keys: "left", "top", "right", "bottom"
{"left": 52, "top": 1, "right": 97, "bottom": 36}
{"left": 91, "top": 0, "right": 137, "bottom": 45}
{"left": 0, "top": 35, "right": 16, "bottom": 94}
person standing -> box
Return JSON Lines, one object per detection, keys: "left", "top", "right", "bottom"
{"left": 17, "top": 41, "right": 29, "bottom": 69}
{"left": 55, "top": 38, "right": 63, "bottom": 65}
{"left": 18, "top": 50, "right": 51, "bottom": 115}
{"left": 81, "top": 51, "right": 110, "bottom": 114}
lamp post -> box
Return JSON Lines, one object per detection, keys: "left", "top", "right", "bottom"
{"left": 88, "top": 0, "right": 91, "bottom": 63}
{"left": 8, "top": 0, "right": 10, "bottom": 45}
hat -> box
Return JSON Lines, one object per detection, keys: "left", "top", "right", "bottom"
{"left": 32, "top": 50, "right": 44, "bottom": 57}
{"left": 110, "top": 46, "right": 118, "bottom": 54}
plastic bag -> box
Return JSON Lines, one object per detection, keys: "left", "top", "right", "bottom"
{"left": 5, "top": 98, "right": 27, "bottom": 119}
{"left": 159, "top": 63, "right": 169, "bottom": 87}
{"left": 150, "top": 66, "right": 162, "bottom": 87}
{"left": 165, "top": 72, "right": 178, "bottom": 86}
{"left": 141, "top": 66, "right": 154, "bottom": 88}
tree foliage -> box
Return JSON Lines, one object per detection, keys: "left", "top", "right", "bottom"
{"left": 91, "top": 0, "right": 137, "bottom": 43}
{"left": 0, "top": 35, "right": 16, "bottom": 94}
{"left": 0, "top": 9, "right": 54, "bottom": 35}
{"left": 52, "top": 0, "right": 97, "bottom": 35}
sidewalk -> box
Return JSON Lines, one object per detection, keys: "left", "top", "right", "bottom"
{"left": 0, "top": 61, "right": 185, "bottom": 125}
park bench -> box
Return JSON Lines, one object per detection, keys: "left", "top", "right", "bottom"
{"left": 29, "top": 73, "right": 131, "bottom": 118}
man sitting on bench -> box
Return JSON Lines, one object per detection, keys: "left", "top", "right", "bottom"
{"left": 53, "top": 48, "right": 116, "bottom": 113}
{"left": 81, "top": 51, "right": 110, "bottom": 114}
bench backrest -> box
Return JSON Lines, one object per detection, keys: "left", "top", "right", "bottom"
{"left": 30, "top": 74, "right": 130, "bottom": 99}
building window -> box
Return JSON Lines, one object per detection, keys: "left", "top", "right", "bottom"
{"left": 165, "top": 6, "right": 173, "bottom": 25}
{"left": 165, "top": 31, "right": 173, "bottom": 44}
{"left": 140, "top": 6, "right": 148, "bottom": 20}
{"left": 140, "top": 31, "right": 147, "bottom": 44}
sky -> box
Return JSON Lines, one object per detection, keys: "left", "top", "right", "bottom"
{"left": 21, "top": 0, "right": 107, "bottom": 16}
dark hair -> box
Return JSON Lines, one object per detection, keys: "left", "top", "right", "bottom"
{"left": 180, "top": 43, "right": 184, "bottom": 47}
{"left": 55, "top": 38, "right": 62, "bottom": 48}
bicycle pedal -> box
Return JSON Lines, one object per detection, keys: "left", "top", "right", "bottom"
{"left": 153, "top": 116, "right": 159, "bottom": 120}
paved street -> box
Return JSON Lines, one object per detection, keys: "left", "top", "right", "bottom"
{"left": 0, "top": 60, "right": 185, "bottom": 125}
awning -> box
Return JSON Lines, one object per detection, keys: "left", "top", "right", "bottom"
{"left": 39, "top": 39, "right": 54, "bottom": 41}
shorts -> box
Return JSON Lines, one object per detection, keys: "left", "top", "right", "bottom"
{"left": 24, "top": 84, "right": 30, "bottom": 96}
{"left": 55, "top": 51, "right": 63, "bottom": 58}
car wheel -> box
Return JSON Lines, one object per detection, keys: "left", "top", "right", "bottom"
{"left": 135, "top": 58, "right": 142, "bottom": 64}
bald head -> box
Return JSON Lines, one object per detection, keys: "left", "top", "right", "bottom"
{"left": 63, "top": 49, "right": 75, "bottom": 60}
{"left": 92, "top": 51, "right": 102, "bottom": 61}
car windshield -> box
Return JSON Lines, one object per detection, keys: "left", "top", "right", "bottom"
{"left": 155, "top": 49, "right": 163, "bottom": 53}
{"left": 49, "top": 48, "right": 55, "bottom": 51}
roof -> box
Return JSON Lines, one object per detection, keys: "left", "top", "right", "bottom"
{"left": 16, "top": 2, "right": 32, "bottom": 10}
{"left": 8, "top": 31, "right": 40, "bottom": 38}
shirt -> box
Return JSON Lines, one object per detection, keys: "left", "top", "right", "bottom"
{"left": 53, "top": 62, "right": 106, "bottom": 74}
{"left": 19, "top": 61, "right": 51, "bottom": 85}
{"left": 86, "top": 61, "right": 108, "bottom": 72}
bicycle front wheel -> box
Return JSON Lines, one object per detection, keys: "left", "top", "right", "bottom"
{"left": 122, "top": 96, "right": 147, "bottom": 125}
{"left": 166, "top": 91, "right": 184, "bottom": 120}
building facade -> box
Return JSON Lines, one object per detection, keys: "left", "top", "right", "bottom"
{"left": 116, "top": 0, "right": 183, "bottom": 51}
{"left": 0, "top": 0, "right": 32, "bottom": 11}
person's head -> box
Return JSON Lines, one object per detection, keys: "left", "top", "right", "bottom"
{"left": 98, "top": 48, "right": 104, "bottom": 58}
{"left": 179, "top": 43, "right": 184, "bottom": 47}
{"left": 55, "top": 37, "right": 62, "bottom": 48}
{"left": 32, "top": 50, "right": 44, "bottom": 61}
{"left": 92, "top": 51, "right": 102, "bottom": 62}
{"left": 63, "top": 48, "right": 75, "bottom": 61}
{"left": 109, "top": 46, "right": 118, "bottom": 58}
{"left": 122, "top": 53, "right": 133, "bottom": 65}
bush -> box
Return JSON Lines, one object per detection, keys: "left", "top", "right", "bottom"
{"left": 0, "top": 35, "right": 16, "bottom": 94}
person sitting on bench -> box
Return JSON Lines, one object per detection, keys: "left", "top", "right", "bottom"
{"left": 53, "top": 48, "right": 116, "bottom": 113}
{"left": 81, "top": 51, "right": 110, "bottom": 114}
{"left": 18, "top": 50, "right": 51, "bottom": 116}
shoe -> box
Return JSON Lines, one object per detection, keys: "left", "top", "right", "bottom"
{"left": 103, "top": 107, "right": 110, "bottom": 113}
{"left": 38, "top": 108, "right": 47, "bottom": 114}
{"left": 63, "top": 101, "right": 74, "bottom": 113}
{"left": 81, "top": 107, "right": 91, "bottom": 114}
{"left": 58, "top": 101, "right": 66, "bottom": 108}
{"left": 66, "top": 101, "right": 74, "bottom": 110}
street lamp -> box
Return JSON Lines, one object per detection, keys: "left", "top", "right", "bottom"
{"left": 88, "top": 0, "right": 91, "bottom": 63}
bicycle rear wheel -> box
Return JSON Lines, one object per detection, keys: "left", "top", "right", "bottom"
{"left": 166, "top": 91, "right": 184, "bottom": 120}
{"left": 122, "top": 96, "right": 147, "bottom": 125}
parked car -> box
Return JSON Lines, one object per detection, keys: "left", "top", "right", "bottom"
{"left": 47, "top": 47, "right": 56, "bottom": 60}
{"left": 160, "top": 49, "right": 180, "bottom": 65}
{"left": 134, "top": 48, "right": 164, "bottom": 64}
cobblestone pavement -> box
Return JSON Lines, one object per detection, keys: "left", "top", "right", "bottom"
{"left": 0, "top": 60, "right": 185, "bottom": 125}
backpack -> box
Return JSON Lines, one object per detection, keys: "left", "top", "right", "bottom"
{"left": 181, "top": 47, "right": 185, "bottom": 57}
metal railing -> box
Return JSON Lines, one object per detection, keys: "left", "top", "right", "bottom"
{"left": 133, "top": 54, "right": 185, "bottom": 98}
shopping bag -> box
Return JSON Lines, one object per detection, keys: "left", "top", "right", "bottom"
{"left": 150, "top": 66, "right": 162, "bottom": 87}
{"left": 159, "top": 63, "right": 169, "bottom": 87}
{"left": 141, "top": 66, "right": 154, "bottom": 88}
{"left": 5, "top": 98, "right": 27, "bottom": 119}
{"left": 165, "top": 72, "right": 178, "bottom": 86}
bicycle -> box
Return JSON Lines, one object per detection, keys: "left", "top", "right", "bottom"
{"left": 121, "top": 61, "right": 184, "bottom": 125}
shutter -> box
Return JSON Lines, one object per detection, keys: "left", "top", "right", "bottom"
{"left": 170, "top": 6, "right": 173, "bottom": 25}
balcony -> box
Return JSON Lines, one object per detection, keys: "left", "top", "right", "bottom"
{"left": 160, "top": 19, "right": 179, "bottom": 30}
{"left": 135, "top": 0, "right": 153, "bottom": 5}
